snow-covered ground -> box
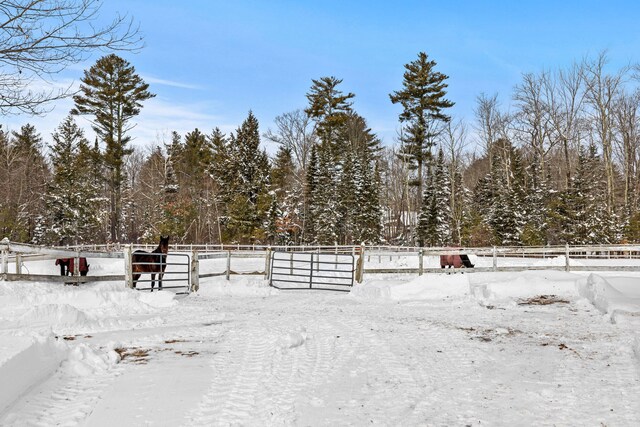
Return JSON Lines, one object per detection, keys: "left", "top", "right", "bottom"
{"left": 0, "top": 256, "right": 639, "bottom": 426}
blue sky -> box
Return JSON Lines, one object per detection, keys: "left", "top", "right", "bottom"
{"left": 6, "top": 0, "right": 640, "bottom": 154}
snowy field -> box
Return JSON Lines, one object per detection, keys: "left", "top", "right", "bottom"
{"left": 1, "top": 255, "right": 639, "bottom": 426}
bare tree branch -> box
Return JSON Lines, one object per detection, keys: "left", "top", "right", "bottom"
{"left": 0, "top": 0, "right": 142, "bottom": 115}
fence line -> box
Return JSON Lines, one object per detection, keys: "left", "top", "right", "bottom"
{"left": 3, "top": 239, "right": 640, "bottom": 287}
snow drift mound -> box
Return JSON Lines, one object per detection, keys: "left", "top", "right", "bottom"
{"left": 0, "top": 281, "right": 176, "bottom": 316}
{"left": 18, "top": 303, "right": 90, "bottom": 329}
{"left": 577, "top": 274, "right": 640, "bottom": 324}
{"left": 351, "top": 273, "right": 470, "bottom": 301}
{"left": 197, "top": 276, "right": 278, "bottom": 297}
{"left": 61, "top": 344, "right": 120, "bottom": 377}
{"left": 469, "top": 270, "right": 579, "bottom": 303}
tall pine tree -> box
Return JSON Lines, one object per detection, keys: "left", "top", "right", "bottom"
{"left": 390, "top": 52, "right": 454, "bottom": 218}
{"left": 72, "top": 54, "right": 154, "bottom": 242}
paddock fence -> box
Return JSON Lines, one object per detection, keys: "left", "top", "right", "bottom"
{"left": 3, "top": 239, "right": 640, "bottom": 290}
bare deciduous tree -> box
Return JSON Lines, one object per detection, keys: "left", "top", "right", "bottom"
{"left": 379, "top": 145, "right": 413, "bottom": 243}
{"left": 613, "top": 89, "right": 640, "bottom": 212}
{"left": 0, "top": 0, "right": 141, "bottom": 115}
{"left": 513, "top": 71, "right": 555, "bottom": 183}
{"left": 263, "top": 109, "right": 316, "bottom": 172}
{"left": 442, "top": 119, "right": 469, "bottom": 244}
{"left": 474, "top": 92, "right": 510, "bottom": 169}
{"left": 545, "top": 62, "right": 586, "bottom": 188}
{"left": 582, "top": 51, "right": 629, "bottom": 211}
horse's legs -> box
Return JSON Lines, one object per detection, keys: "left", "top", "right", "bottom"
{"left": 158, "top": 272, "right": 164, "bottom": 291}
{"left": 151, "top": 273, "right": 156, "bottom": 292}
{"left": 59, "top": 263, "right": 66, "bottom": 276}
{"left": 132, "top": 273, "right": 140, "bottom": 289}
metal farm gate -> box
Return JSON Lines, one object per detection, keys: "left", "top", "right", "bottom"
{"left": 269, "top": 251, "right": 356, "bottom": 291}
{"left": 131, "top": 252, "right": 191, "bottom": 294}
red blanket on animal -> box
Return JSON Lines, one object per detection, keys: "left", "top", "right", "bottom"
{"left": 55, "top": 258, "right": 89, "bottom": 276}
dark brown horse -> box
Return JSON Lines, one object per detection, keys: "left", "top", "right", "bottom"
{"left": 55, "top": 258, "right": 90, "bottom": 276}
{"left": 132, "top": 236, "right": 169, "bottom": 291}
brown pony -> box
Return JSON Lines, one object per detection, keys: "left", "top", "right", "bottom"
{"left": 132, "top": 236, "right": 169, "bottom": 291}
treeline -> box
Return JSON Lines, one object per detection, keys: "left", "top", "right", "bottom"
{"left": 2, "top": 51, "right": 640, "bottom": 247}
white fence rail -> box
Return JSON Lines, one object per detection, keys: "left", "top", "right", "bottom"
{"left": 3, "top": 239, "right": 640, "bottom": 288}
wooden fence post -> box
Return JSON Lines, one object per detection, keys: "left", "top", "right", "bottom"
{"left": 355, "top": 244, "right": 365, "bottom": 283}
{"left": 191, "top": 250, "right": 199, "bottom": 292}
{"left": 492, "top": 246, "right": 497, "bottom": 272}
{"left": 1, "top": 248, "right": 7, "bottom": 278}
{"left": 226, "top": 250, "right": 231, "bottom": 281}
{"left": 565, "top": 244, "right": 570, "bottom": 272}
{"left": 290, "top": 251, "right": 294, "bottom": 275}
{"left": 418, "top": 249, "right": 424, "bottom": 276}
{"left": 264, "top": 247, "right": 272, "bottom": 280}
{"left": 16, "top": 253, "right": 22, "bottom": 275}
{"left": 124, "top": 245, "right": 133, "bottom": 288}
{"left": 74, "top": 252, "right": 80, "bottom": 276}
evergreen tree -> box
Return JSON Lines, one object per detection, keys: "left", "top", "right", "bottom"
{"left": 225, "top": 112, "right": 271, "bottom": 243}
{"left": 44, "top": 116, "right": 100, "bottom": 244}
{"left": 164, "top": 131, "right": 181, "bottom": 198}
{"left": 10, "top": 124, "right": 49, "bottom": 242}
{"left": 521, "top": 156, "right": 550, "bottom": 245}
{"left": 270, "top": 146, "right": 302, "bottom": 244}
{"left": 417, "top": 148, "right": 451, "bottom": 246}
{"left": 354, "top": 157, "right": 384, "bottom": 244}
{"left": 337, "top": 151, "right": 357, "bottom": 243}
{"left": 207, "top": 128, "right": 232, "bottom": 243}
{"left": 312, "top": 146, "right": 339, "bottom": 245}
{"left": 469, "top": 139, "right": 527, "bottom": 246}
{"left": 491, "top": 144, "right": 526, "bottom": 246}
{"left": 182, "top": 128, "right": 213, "bottom": 188}
{"left": 304, "top": 144, "right": 319, "bottom": 243}
{"left": 339, "top": 113, "right": 384, "bottom": 244}
{"left": 304, "top": 77, "right": 355, "bottom": 244}
{"left": 72, "top": 54, "right": 154, "bottom": 242}
{"left": 417, "top": 170, "right": 435, "bottom": 246}
{"left": 573, "top": 144, "right": 617, "bottom": 243}
{"left": 305, "top": 76, "right": 354, "bottom": 153}
{"left": 390, "top": 52, "right": 454, "bottom": 214}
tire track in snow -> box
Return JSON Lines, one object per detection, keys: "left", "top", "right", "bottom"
{"left": 182, "top": 309, "right": 352, "bottom": 426}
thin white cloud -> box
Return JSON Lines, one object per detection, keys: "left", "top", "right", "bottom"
{"left": 128, "top": 96, "right": 235, "bottom": 146}
{"left": 2, "top": 94, "right": 235, "bottom": 154}
{"left": 142, "top": 75, "right": 202, "bottom": 90}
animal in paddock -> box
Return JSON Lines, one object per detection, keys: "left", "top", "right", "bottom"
{"left": 55, "top": 258, "right": 90, "bottom": 276}
{"left": 132, "top": 236, "right": 169, "bottom": 291}
{"left": 440, "top": 248, "right": 474, "bottom": 269}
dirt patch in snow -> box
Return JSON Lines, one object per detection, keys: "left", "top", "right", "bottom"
{"left": 517, "top": 295, "right": 569, "bottom": 305}
{"left": 114, "top": 347, "right": 150, "bottom": 364}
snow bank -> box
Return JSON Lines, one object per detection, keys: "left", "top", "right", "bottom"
{"left": 577, "top": 274, "right": 640, "bottom": 324}
{"left": 0, "top": 335, "right": 67, "bottom": 414}
{"left": 352, "top": 270, "right": 584, "bottom": 303}
{"left": 196, "top": 276, "right": 278, "bottom": 297}
{"left": 18, "top": 303, "right": 90, "bottom": 328}
{"left": 0, "top": 281, "right": 177, "bottom": 336}
{"left": 469, "top": 271, "right": 579, "bottom": 302}
{"left": 352, "top": 273, "right": 470, "bottom": 301}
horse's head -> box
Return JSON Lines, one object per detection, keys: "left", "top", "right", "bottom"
{"left": 159, "top": 235, "right": 170, "bottom": 254}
